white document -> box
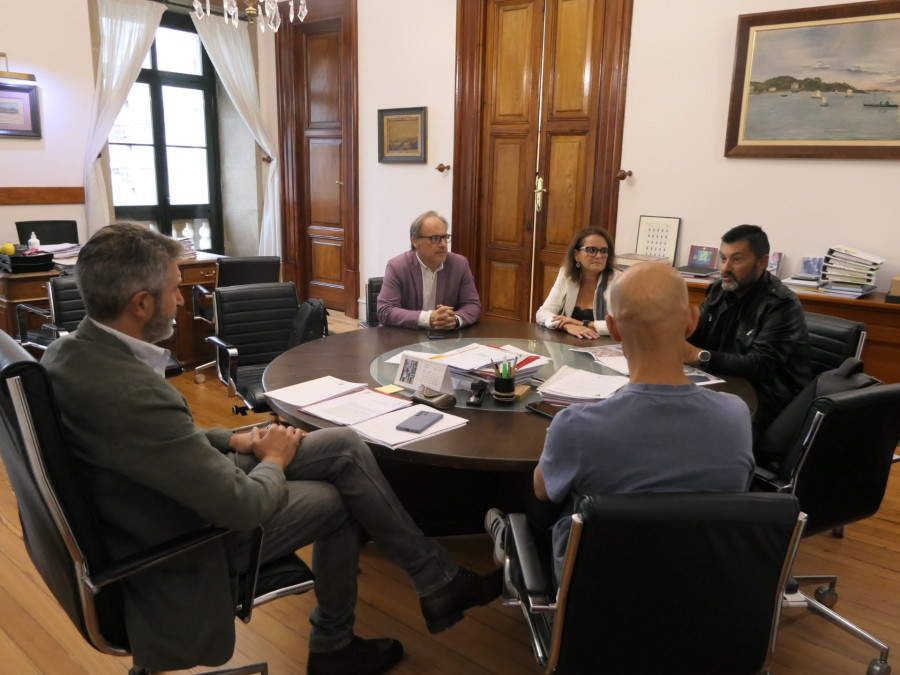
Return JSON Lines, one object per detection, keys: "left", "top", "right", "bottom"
{"left": 394, "top": 353, "right": 455, "bottom": 394}
{"left": 264, "top": 376, "right": 367, "bottom": 409}
{"left": 597, "top": 355, "right": 630, "bottom": 375}
{"left": 537, "top": 365, "right": 629, "bottom": 403}
{"left": 350, "top": 404, "right": 468, "bottom": 449}
{"left": 302, "top": 388, "right": 412, "bottom": 426}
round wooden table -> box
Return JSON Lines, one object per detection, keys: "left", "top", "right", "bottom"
{"left": 263, "top": 321, "right": 756, "bottom": 535}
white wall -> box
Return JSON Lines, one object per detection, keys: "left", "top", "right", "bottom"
{"left": 617, "top": 0, "right": 900, "bottom": 289}
{"left": 356, "top": 0, "right": 458, "bottom": 314}
{"left": 0, "top": 1, "right": 94, "bottom": 243}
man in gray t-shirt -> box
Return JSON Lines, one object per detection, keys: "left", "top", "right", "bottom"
{"left": 528, "top": 263, "right": 754, "bottom": 583}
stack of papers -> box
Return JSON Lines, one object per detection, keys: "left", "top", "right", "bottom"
{"left": 303, "top": 388, "right": 411, "bottom": 425}
{"left": 350, "top": 404, "right": 468, "bottom": 449}
{"left": 38, "top": 242, "right": 82, "bottom": 257}
{"left": 265, "top": 376, "right": 467, "bottom": 448}
{"left": 429, "top": 343, "right": 551, "bottom": 386}
{"left": 265, "top": 375, "right": 367, "bottom": 409}
{"left": 573, "top": 343, "right": 724, "bottom": 386}
{"left": 537, "top": 365, "right": 629, "bottom": 404}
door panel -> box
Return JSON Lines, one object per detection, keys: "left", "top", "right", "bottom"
{"left": 276, "top": 0, "right": 359, "bottom": 316}
{"left": 454, "top": 0, "right": 632, "bottom": 324}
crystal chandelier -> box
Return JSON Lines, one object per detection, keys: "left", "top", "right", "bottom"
{"left": 192, "top": 0, "right": 308, "bottom": 33}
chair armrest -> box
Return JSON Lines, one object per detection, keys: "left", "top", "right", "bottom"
{"left": 507, "top": 513, "right": 555, "bottom": 611}
{"left": 16, "top": 302, "right": 51, "bottom": 340}
{"left": 192, "top": 284, "right": 215, "bottom": 324}
{"left": 89, "top": 525, "right": 235, "bottom": 591}
{"left": 752, "top": 466, "right": 791, "bottom": 493}
{"left": 206, "top": 335, "right": 239, "bottom": 389}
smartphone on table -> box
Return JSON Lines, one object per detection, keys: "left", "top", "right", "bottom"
{"left": 525, "top": 401, "right": 566, "bottom": 420}
{"left": 396, "top": 410, "right": 444, "bottom": 433}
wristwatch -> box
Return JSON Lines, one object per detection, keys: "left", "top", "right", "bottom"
{"left": 582, "top": 320, "right": 591, "bottom": 327}
{"left": 697, "top": 349, "right": 711, "bottom": 365}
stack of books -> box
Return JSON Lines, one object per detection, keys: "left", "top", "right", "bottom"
{"left": 177, "top": 236, "right": 198, "bottom": 259}
{"left": 616, "top": 253, "right": 668, "bottom": 270}
{"left": 782, "top": 273, "right": 827, "bottom": 291}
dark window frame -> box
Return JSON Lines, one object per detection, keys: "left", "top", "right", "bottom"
{"left": 111, "top": 11, "right": 223, "bottom": 253}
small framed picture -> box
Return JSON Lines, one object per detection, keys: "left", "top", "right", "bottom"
{"left": 0, "top": 82, "right": 41, "bottom": 139}
{"left": 378, "top": 107, "right": 426, "bottom": 163}
{"left": 636, "top": 215, "right": 680, "bottom": 264}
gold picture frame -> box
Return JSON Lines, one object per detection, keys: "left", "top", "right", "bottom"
{"left": 378, "top": 107, "right": 426, "bottom": 163}
{"left": 725, "top": 2, "right": 900, "bottom": 159}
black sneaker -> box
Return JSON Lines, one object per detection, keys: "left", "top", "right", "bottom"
{"left": 419, "top": 567, "right": 503, "bottom": 634}
{"left": 307, "top": 636, "right": 403, "bottom": 675}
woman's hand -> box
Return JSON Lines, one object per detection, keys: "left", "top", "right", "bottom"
{"left": 562, "top": 322, "right": 599, "bottom": 339}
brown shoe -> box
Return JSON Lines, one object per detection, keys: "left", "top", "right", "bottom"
{"left": 307, "top": 636, "right": 403, "bottom": 675}
{"left": 419, "top": 567, "right": 503, "bottom": 634}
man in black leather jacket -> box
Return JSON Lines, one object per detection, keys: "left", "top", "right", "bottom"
{"left": 684, "top": 224, "right": 811, "bottom": 434}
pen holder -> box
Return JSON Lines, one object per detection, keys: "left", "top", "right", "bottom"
{"left": 492, "top": 376, "right": 516, "bottom": 404}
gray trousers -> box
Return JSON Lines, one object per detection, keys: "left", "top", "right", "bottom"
{"left": 232, "top": 427, "right": 458, "bottom": 652}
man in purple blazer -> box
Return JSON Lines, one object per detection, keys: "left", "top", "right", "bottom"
{"left": 376, "top": 211, "right": 482, "bottom": 329}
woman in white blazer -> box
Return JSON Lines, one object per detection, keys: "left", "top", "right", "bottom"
{"left": 535, "top": 226, "right": 620, "bottom": 339}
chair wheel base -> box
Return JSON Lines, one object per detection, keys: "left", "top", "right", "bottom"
{"left": 232, "top": 405, "right": 249, "bottom": 416}
{"left": 868, "top": 658, "right": 891, "bottom": 675}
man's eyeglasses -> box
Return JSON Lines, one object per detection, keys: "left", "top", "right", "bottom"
{"left": 417, "top": 234, "right": 452, "bottom": 244}
{"left": 577, "top": 246, "right": 609, "bottom": 257}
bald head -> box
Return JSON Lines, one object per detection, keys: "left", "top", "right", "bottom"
{"left": 609, "top": 262, "right": 692, "bottom": 341}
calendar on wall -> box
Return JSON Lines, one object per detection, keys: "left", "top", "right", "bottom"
{"left": 635, "top": 215, "right": 681, "bottom": 265}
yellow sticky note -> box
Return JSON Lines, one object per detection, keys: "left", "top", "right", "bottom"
{"left": 375, "top": 384, "right": 404, "bottom": 395}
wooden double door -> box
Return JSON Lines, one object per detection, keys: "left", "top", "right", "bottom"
{"left": 454, "top": 0, "right": 633, "bottom": 323}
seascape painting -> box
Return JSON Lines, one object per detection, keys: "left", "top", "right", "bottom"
{"left": 742, "top": 15, "right": 900, "bottom": 144}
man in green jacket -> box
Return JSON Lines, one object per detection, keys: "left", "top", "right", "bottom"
{"left": 43, "top": 222, "right": 500, "bottom": 675}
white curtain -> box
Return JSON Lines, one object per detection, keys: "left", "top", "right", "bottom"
{"left": 84, "top": 0, "right": 165, "bottom": 236}
{"left": 191, "top": 15, "right": 281, "bottom": 257}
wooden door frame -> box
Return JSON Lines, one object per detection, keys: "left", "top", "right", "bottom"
{"left": 275, "top": 0, "right": 360, "bottom": 316}
{"left": 452, "top": 0, "right": 633, "bottom": 279}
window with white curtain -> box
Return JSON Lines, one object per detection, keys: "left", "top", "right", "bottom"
{"left": 108, "top": 11, "right": 221, "bottom": 253}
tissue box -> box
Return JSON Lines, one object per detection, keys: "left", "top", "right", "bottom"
{"left": 886, "top": 274, "right": 900, "bottom": 304}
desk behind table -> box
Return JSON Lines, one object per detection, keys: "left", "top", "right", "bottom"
{"left": 263, "top": 321, "right": 756, "bottom": 535}
{"left": 0, "top": 253, "right": 219, "bottom": 368}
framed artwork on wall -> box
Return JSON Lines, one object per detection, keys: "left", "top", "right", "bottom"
{"left": 378, "top": 107, "right": 426, "bottom": 163}
{"left": 636, "top": 215, "right": 680, "bottom": 265}
{"left": 0, "top": 82, "right": 41, "bottom": 139}
{"left": 725, "top": 1, "right": 900, "bottom": 159}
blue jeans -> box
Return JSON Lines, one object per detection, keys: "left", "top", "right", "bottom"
{"left": 233, "top": 427, "right": 458, "bottom": 652}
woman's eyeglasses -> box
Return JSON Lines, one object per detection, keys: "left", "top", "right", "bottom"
{"left": 577, "top": 246, "right": 609, "bottom": 257}
{"left": 418, "top": 234, "right": 452, "bottom": 244}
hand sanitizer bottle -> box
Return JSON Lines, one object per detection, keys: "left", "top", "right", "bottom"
{"left": 28, "top": 232, "right": 40, "bottom": 250}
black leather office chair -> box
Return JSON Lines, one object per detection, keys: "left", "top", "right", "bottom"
{"left": 208, "top": 281, "right": 300, "bottom": 415}
{"left": 15, "top": 219, "right": 80, "bottom": 245}
{"left": 502, "top": 492, "right": 805, "bottom": 675}
{"left": 753, "top": 383, "right": 900, "bottom": 675}
{"left": 15, "top": 275, "right": 184, "bottom": 378}
{"left": 16, "top": 275, "right": 85, "bottom": 351}
{"left": 358, "top": 276, "right": 383, "bottom": 329}
{"left": 193, "top": 256, "right": 281, "bottom": 382}
{"left": 0, "top": 331, "right": 314, "bottom": 675}
{"left": 804, "top": 312, "right": 866, "bottom": 375}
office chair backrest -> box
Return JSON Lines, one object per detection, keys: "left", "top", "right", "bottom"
{"left": 804, "top": 312, "right": 866, "bottom": 375}
{"left": 15, "top": 220, "right": 80, "bottom": 246}
{"left": 215, "top": 256, "right": 281, "bottom": 288}
{"left": 214, "top": 281, "right": 299, "bottom": 368}
{"left": 48, "top": 275, "right": 87, "bottom": 333}
{"left": 551, "top": 492, "right": 804, "bottom": 675}
{"left": 777, "top": 384, "right": 900, "bottom": 536}
{"left": 366, "top": 277, "right": 383, "bottom": 327}
{"left": 0, "top": 331, "right": 127, "bottom": 654}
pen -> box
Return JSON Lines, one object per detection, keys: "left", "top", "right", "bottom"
{"left": 491, "top": 359, "right": 500, "bottom": 377}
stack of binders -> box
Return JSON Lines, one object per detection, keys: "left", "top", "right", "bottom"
{"left": 818, "top": 245, "right": 882, "bottom": 298}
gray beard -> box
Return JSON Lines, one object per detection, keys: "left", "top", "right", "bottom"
{"left": 143, "top": 311, "right": 175, "bottom": 344}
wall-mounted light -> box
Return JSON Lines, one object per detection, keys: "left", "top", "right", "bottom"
{"left": 0, "top": 53, "right": 36, "bottom": 82}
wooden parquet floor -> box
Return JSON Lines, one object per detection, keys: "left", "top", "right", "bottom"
{"left": 0, "top": 312, "right": 898, "bottom": 673}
